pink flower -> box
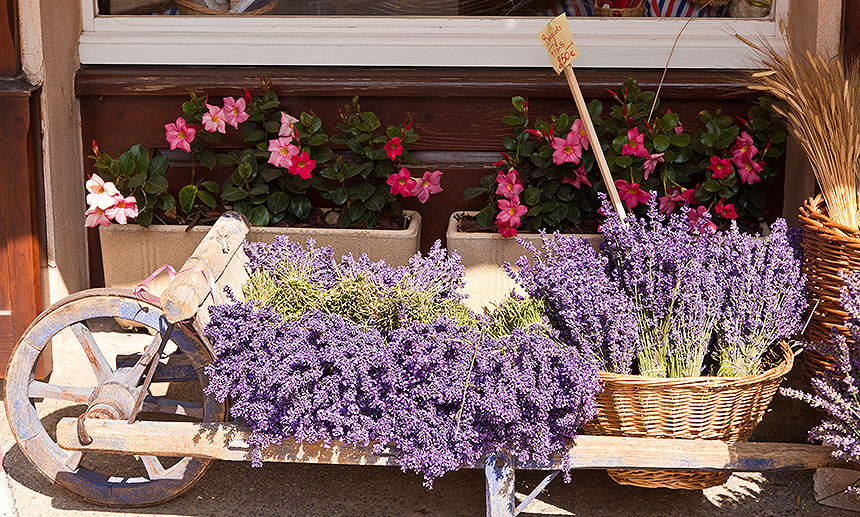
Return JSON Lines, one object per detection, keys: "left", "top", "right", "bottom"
{"left": 561, "top": 164, "right": 591, "bottom": 189}
{"left": 688, "top": 205, "right": 717, "bottom": 233}
{"left": 495, "top": 170, "right": 524, "bottom": 199}
{"left": 386, "top": 167, "right": 416, "bottom": 197}
{"left": 496, "top": 196, "right": 528, "bottom": 228}
{"left": 707, "top": 156, "right": 734, "bottom": 180}
{"left": 551, "top": 132, "right": 582, "bottom": 165}
{"left": 715, "top": 199, "right": 738, "bottom": 220}
{"left": 85, "top": 206, "right": 112, "bottom": 228}
{"left": 496, "top": 221, "right": 517, "bottom": 238}
{"left": 412, "top": 169, "right": 443, "bottom": 203}
{"left": 202, "top": 104, "right": 227, "bottom": 134}
{"left": 104, "top": 194, "right": 139, "bottom": 225}
{"left": 641, "top": 153, "right": 665, "bottom": 180}
{"left": 384, "top": 137, "right": 404, "bottom": 161}
{"left": 222, "top": 97, "right": 249, "bottom": 129}
{"left": 279, "top": 112, "right": 299, "bottom": 139}
{"left": 267, "top": 138, "right": 299, "bottom": 168}
{"left": 731, "top": 131, "right": 758, "bottom": 163}
{"left": 85, "top": 174, "right": 121, "bottom": 210}
{"left": 614, "top": 179, "right": 650, "bottom": 210}
{"left": 737, "top": 160, "right": 763, "bottom": 185}
{"left": 288, "top": 151, "right": 316, "bottom": 180}
{"left": 164, "top": 117, "right": 196, "bottom": 153}
{"left": 622, "top": 128, "right": 648, "bottom": 158}
{"left": 570, "top": 118, "right": 589, "bottom": 150}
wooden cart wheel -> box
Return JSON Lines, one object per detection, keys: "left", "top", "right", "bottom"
{"left": 5, "top": 288, "right": 226, "bottom": 507}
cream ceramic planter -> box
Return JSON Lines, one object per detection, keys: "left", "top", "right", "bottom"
{"left": 99, "top": 210, "right": 422, "bottom": 297}
{"left": 446, "top": 211, "right": 602, "bottom": 312}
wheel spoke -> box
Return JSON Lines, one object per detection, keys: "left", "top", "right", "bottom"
{"left": 64, "top": 451, "right": 84, "bottom": 471}
{"left": 141, "top": 396, "right": 204, "bottom": 419}
{"left": 114, "top": 334, "right": 163, "bottom": 387}
{"left": 28, "top": 381, "right": 92, "bottom": 403}
{"left": 70, "top": 322, "right": 113, "bottom": 383}
{"left": 140, "top": 455, "right": 166, "bottom": 480}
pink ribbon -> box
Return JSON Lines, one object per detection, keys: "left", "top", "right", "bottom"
{"left": 134, "top": 262, "right": 221, "bottom": 307}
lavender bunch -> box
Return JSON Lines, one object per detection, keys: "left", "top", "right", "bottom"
{"left": 204, "top": 292, "right": 388, "bottom": 466}
{"left": 600, "top": 197, "right": 724, "bottom": 378}
{"left": 715, "top": 220, "right": 806, "bottom": 376}
{"left": 782, "top": 271, "right": 860, "bottom": 492}
{"left": 506, "top": 231, "right": 640, "bottom": 374}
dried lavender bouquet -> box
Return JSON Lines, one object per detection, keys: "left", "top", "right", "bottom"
{"left": 782, "top": 271, "right": 860, "bottom": 490}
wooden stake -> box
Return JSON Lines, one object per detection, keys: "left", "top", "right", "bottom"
{"left": 562, "top": 65, "right": 626, "bottom": 219}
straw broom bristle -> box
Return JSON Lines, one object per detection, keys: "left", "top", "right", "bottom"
{"left": 739, "top": 31, "right": 860, "bottom": 229}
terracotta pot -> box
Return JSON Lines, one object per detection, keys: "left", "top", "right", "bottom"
{"left": 99, "top": 210, "right": 421, "bottom": 297}
{"left": 445, "top": 211, "right": 601, "bottom": 311}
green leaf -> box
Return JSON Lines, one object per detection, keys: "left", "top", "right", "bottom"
{"left": 157, "top": 193, "right": 175, "bottom": 212}
{"left": 309, "top": 133, "right": 329, "bottom": 146}
{"left": 267, "top": 192, "right": 290, "bottom": 214}
{"left": 200, "top": 180, "right": 219, "bottom": 193}
{"left": 314, "top": 147, "right": 334, "bottom": 164}
{"left": 136, "top": 208, "right": 153, "bottom": 228}
{"left": 463, "top": 187, "right": 486, "bottom": 201}
{"left": 144, "top": 175, "right": 169, "bottom": 194}
{"left": 221, "top": 185, "right": 248, "bottom": 202}
{"left": 348, "top": 201, "right": 366, "bottom": 220}
{"left": 475, "top": 205, "right": 495, "bottom": 228}
{"left": 332, "top": 187, "right": 349, "bottom": 206}
{"left": 365, "top": 193, "right": 385, "bottom": 212}
{"left": 150, "top": 154, "right": 168, "bottom": 176}
{"left": 290, "top": 196, "right": 312, "bottom": 219}
{"left": 198, "top": 149, "right": 216, "bottom": 170}
{"left": 702, "top": 180, "right": 720, "bottom": 193}
{"left": 130, "top": 144, "right": 150, "bottom": 176}
{"left": 127, "top": 173, "right": 147, "bottom": 189}
{"left": 249, "top": 185, "right": 270, "bottom": 196}
{"left": 249, "top": 206, "right": 271, "bottom": 227}
{"left": 512, "top": 96, "right": 526, "bottom": 112}
{"left": 653, "top": 134, "right": 671, "bottom": 153}
{"left": 587, "top": 99, "right": 603, "bottom": 121}
{"left": 502, "top": 115, "right": 521, "bottom": 126}
{"left": 354, "top": 183, "right": 376, "bottom": 202}
{"left": 178, "top": 185, "right": 198, "bottom": 214}
{"left": 197, "top": 190, "right": 216, "bottom": 208}
{"left": 216, "top": 152, "right": 238, "bottom": 165}
{"left": 523, "top": 185, "right": 541, "bottom": 205}
{"left": 614, "top": 155, "right": 633, "bottom": 168}
{"left": 243, "top": 126, "right": 266, "bottom": 142}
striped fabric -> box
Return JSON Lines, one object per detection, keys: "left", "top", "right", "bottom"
{"left": 541, "top": 0, "right": 726, "bottom": 17}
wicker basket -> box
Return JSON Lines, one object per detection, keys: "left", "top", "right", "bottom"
{"left": 689, "top": 0, "right": 730, "bottom": 5}
{"left": 593, "top": 0, "right": 646, "bottom": 16}
{"left": 176, "top": 0, "right": 278, "bottom": 15}
{"left": 583, "top": 342, "right": 794, "bottom": 490}
{"left": 798, "top": 195, "right": 860, "bottom": 379}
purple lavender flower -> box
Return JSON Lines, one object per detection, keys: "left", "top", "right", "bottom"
{"left": 715, "top": 219, "right": 806, "bottom": 376}
{"left": 506, "top": 231, "right": 640, "bottom": 374}
{"left": 600, "top": 196, "right": 723, "bottom": 377}
{"left": 782, "top": 271, "right": 860, "bottom": 471}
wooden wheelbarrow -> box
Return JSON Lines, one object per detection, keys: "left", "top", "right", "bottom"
{"left": 4, "top": 213, "right": 856, "bottom": 515}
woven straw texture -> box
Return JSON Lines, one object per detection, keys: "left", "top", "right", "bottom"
{"left": 583, "top": 342, "right": 793, "bottom": 490}
{"left": 593, "top": 0, "right": 646, "bottom": 16}
{"left": 176, "top": 0, "right": 278, "bottom": 15}
{"left": 798, "top": 195, "right": 860, "bottom": 379}
{"left": 689, "top": 0, "right": 730, "bottom": 5}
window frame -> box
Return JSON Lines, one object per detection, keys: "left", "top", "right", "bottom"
{"left": 79, "top": 0, "right": 788, "bottom": 68}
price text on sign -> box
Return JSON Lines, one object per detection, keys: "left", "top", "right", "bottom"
{"left": 537, "top": 13, "right": 579, "bottom": 74}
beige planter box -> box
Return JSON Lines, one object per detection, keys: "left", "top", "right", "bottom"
{"left": 100, "top": 211, "right": 421, "bottom": 297}
{"left": 446, "top": 211, "right": 601, "bottom": 312}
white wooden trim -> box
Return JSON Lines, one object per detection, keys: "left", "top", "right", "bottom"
{"left": 79, "top": 0, "right": 787, "bottom": 68}
{"left": 81, "top": 0, "right": 95, "bottom": 32}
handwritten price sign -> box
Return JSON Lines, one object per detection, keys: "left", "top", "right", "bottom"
{"left": 537, "top": 14, "right": 579, "bottom": 74}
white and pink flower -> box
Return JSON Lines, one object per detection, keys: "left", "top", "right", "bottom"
{"left": 202, "top": 104, "right": 227, "bottom": 134}
{"left": 164, "top": 117, "right": 196, "bottom": 153}
{"left": 222, "top": 97, "right": 249, "bottom": 129}
{"left": 412, "top": 170, "right": 443, "bottom": 203}
{"left": 105, "top": 195, "right": 139, "bottom": 225}
{"left": 267, "top": 138, "right": 299, "bottom": 168}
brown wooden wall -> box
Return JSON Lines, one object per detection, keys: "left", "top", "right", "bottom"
{"left": 77, "top": 66, "right": 768, "bottom": 287}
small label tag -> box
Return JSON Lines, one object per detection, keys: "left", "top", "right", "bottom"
{"left": 537, "top": 14, "right": 580, "bottom": 74}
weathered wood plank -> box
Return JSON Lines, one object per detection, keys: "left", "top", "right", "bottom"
{"left": 55, "top": 419, "right": 860, "bottom": 473}
{"left": 70, "top": 322, "right": 113, "bottom": 382}
{"left": 485, "top": 452, "right": 515, "bottom": 517}
{"left": 160, "top": 212, "right": 250, "bottom": 324}
{"left": 28, "top": 381, "right": 92, "bottom": 404}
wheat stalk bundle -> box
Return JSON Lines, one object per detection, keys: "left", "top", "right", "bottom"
{"left": 738, "top": 30, "right": 860, "bottom": 229}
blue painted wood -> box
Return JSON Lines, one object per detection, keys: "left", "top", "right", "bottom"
{"left": 485, "top": 452, "right": 515, "bottom": 517}
{"left": 516, "top": 470, "right": 559, "bottom": 515}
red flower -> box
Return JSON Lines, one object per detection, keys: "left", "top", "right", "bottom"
{"left": 496, "top": 221, "right": 517, "bottom": 238}
{"left": 614, "top": 179, "right": 650, "bottom": 210}
{"left": 715, "top": 199, "right": 738, "bottom": 220}
{"left": 707, "top": 156, "right": 734, "bottom": 180}
{"left": 288, "top": 151, "right": 316, "bottom": 180}
{"left": 384, "top": 137, "right": 403, "bottom": 161}
{"left": 621, "top": 128, "right": 648, "bottom": 158}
